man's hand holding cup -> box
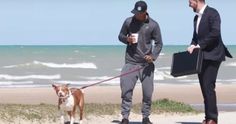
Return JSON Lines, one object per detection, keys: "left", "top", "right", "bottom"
{"left": 127, "top": 33, "right": 139, "bottom": 45}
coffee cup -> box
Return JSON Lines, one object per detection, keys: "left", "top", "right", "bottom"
{"left": 131, "top": 33, "right": 139, "bottom": 43}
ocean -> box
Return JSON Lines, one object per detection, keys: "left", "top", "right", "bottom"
{"left": 0, "top": 45, "right": 235, "bottom": 88}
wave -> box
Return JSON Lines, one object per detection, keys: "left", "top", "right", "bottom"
{"left": 0, "top": 74, "right": 61, "bottom": 80}
{"left": 0, "top": 84, "right": 49, "bottom": 88}
{"left": 81, "top": 70, "right": 185, "bottom": 82}
{"left": 115, "top": 67, "right": 171, "bottom": 72}
{"left": 154, "top": 70, "right": 187, "bottom": 80}
{"left": 0, "top": 81, "right": 34, "bottom": 85}
{"left": 157, "top": 67, "right": 171, "bottom": 70}
{"left": 115, "top": 68, "right": 122, "bottom": 71}
{"left": 159, "top": 53, "right": 165, "bottom": 56}
{"left": 74, "top": 50, "right": 79, "bottom": 53}
{"left": 56, "top": 79, "right": 120, "bottom": 86}
{"left": 82, "top": 76, "right": 115, "bottom": 80}
{"left": 81, "top": 69, "right": 186, "bottom": 82}
{"left": 3, "top": 61, "right": 97, "bottom": 69}
{"left": 33, "top": 61, "right": 97, "bottom": 69}
{"left": 154, "top": 71, "right": 173, "bottom": 80}
{"left": 177, "top": 79, "right": 199, "bottom": 83}
{"left": 225, "top": 62, "right": 236, "bottom": 67}
{"left": 178, "top": 79, "right": 236, "bottom": 84}
{"left": 217, "top": 79, "right": 236, "bottom": 82}
{"left": 80, "top": 76, "right": 121, "bottom": 85}
{"left": 3, "top": 63, "right": 31, "bottom": 68}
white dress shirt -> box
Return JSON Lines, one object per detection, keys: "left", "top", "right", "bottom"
{"left": 196, "top": 4, "right": 207, "bottom": 34}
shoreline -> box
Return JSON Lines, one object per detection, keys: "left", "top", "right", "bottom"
{"left": 0, "top": 83, "right": 235, "bottom": 105}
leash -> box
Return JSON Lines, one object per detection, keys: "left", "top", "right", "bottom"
{"left": 80, "top": 64, "right": 148, "bottom": 89}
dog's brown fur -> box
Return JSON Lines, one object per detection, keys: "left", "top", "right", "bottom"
{"left": 52, "top": 84, "right": 84, "bottom": 124}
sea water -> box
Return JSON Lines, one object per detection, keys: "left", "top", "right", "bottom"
{"left": 0, "top": 45, "right": 235, "bottom": 87}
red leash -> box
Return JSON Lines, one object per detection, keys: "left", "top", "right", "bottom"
{"left": 80, "top": 64, "right": 147, "bottom": 89}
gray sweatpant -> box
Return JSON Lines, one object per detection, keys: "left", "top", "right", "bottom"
{"left": 120, "top": 63, "right": 154, "bottom": 119}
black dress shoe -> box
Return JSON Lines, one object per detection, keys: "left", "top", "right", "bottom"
{"left": 120, "top": 118, "right": 129, "bottom": 124}
{"left": 142, "top": 117, "right": 152, "bottom": 124}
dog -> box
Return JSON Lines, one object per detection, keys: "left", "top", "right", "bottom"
{"left": 52, "top": 84, "right": 84, "bottom": 124}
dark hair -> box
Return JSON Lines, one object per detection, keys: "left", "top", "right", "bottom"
{"left": 199, "top": 0, "right": 205, "bottom": 2}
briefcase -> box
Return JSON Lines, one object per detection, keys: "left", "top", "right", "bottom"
{"left": 171, "top": 48, "right": 203, "bottom": 77}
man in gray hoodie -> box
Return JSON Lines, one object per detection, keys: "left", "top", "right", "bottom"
{"left": 118, "top": 1, "right": 162, "bottom": 124}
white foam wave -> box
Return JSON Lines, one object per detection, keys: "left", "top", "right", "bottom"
{"left": 0, "top": 84, "right": 48, "bottom": 88}
{"left": 157, "top": 67, "right": 171, "bottom": 70}
{"left": 0, "top": 81, "right": 34, "bottom": 85}
{"left": 154, "top": 70, "right": 174, "bottom": 80}
{"left": 74, "top": 50, "right": 79, "bottom": 53}
{"left": 154, "top": 70, "right": 188, "bottom": 80}
{"left": 177, "top": 79, "right": 199, "bottom": 83}
{"left": 3, "top": 61, "right": 97, "bottom": 69}
{"left": 0, "top": 74, "right": 61, "bottom": 80}
{"left": 225, "top": 62, "right": 236, "bottom": 67}
{"left": 217, "top": 79, "right": 236, "bottom": 84}
{"left": 177, "top": 79, "right": 236, "bottom": 84}
{"left": 56, "top": 79, "right": 120, "bottom": 86}
{"left": 82, "top": 70, "right": 186, "bottom": 82}
{"left": 159, "top": 53, "right": 165, "bottom": 56}
{"left": 83, "top": 76, "right": 114, "bottom": 80}
{"left": 3, "top": 65, "right": 17, "bottom": 68}
{"left": 154, "top": 70, "right": 172, "bottom": 80}
{"left": 3, "top": 63, "right": 31, "bottom": 68}
{"left": 115, "top": 68, "right": 122, "bottom": 71}
{"left": 33, "top": 61, "right": 97, "bottom": 69}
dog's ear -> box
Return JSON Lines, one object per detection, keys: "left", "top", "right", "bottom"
{"left": 52, "top": 84, "right": 57, "bottom": 90}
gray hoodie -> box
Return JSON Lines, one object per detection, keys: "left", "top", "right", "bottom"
{"left": 118, "top": 15, "right": 163, "bottom": 65}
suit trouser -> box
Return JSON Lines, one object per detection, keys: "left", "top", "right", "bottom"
{"left": 120, "top": 63, "right": 154, "bottom": 119}
{"left": 198, "top": 60, "right": 221, "bottom": 122}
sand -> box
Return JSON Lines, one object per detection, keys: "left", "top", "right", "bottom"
{"left": 0, "top": 84, "right": 236, "bottom": 105}
{"left": 83, "top": 112, "right": 236, "bottom": 124}
{"left": 0, "top": 84, "right": 236, "bottom": 124}
{"left": 0, "top": 112, "right": 235, "bottom": 124}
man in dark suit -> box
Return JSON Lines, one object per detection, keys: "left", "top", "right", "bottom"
{"left": 187, "top": 0, "right": 232, "bottom": 124}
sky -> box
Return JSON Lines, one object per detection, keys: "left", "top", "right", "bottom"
{"left": 0, "top": 0, "right": 235, "bottom": 45}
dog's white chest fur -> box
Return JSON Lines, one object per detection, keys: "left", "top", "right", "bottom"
{"left": 60, "top": 95, "right": 75, "bottom": 111}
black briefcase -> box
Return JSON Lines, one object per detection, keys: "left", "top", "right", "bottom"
{"left": 171, "top": 48, "right": 203, "bottom": 77}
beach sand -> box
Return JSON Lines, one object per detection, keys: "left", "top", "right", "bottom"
{"left": 82, "top": 112, "right": 236, "bottom": 124}
{"left": 1, "top": 84, "right": 236, "bottom": 105}
{"left": 0, "top": 84, "right": 236, "bottom": 124}
{"left": 0, "top": 112, "right": 235, "bottom": 124}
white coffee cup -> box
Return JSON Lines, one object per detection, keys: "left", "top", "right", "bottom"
{"left": 131, "top": 33, "right": 139, "bottom": 43}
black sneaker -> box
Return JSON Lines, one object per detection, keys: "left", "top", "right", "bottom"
{"left": 142, "top": 117, "right": 152, "bottom": 124}
{"left": 120, "top": 118, "right": 129, "bottom": 124}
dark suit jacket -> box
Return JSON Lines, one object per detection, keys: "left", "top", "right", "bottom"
{"left": 191, "top": 6, "right": 232, "bottom": 61}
